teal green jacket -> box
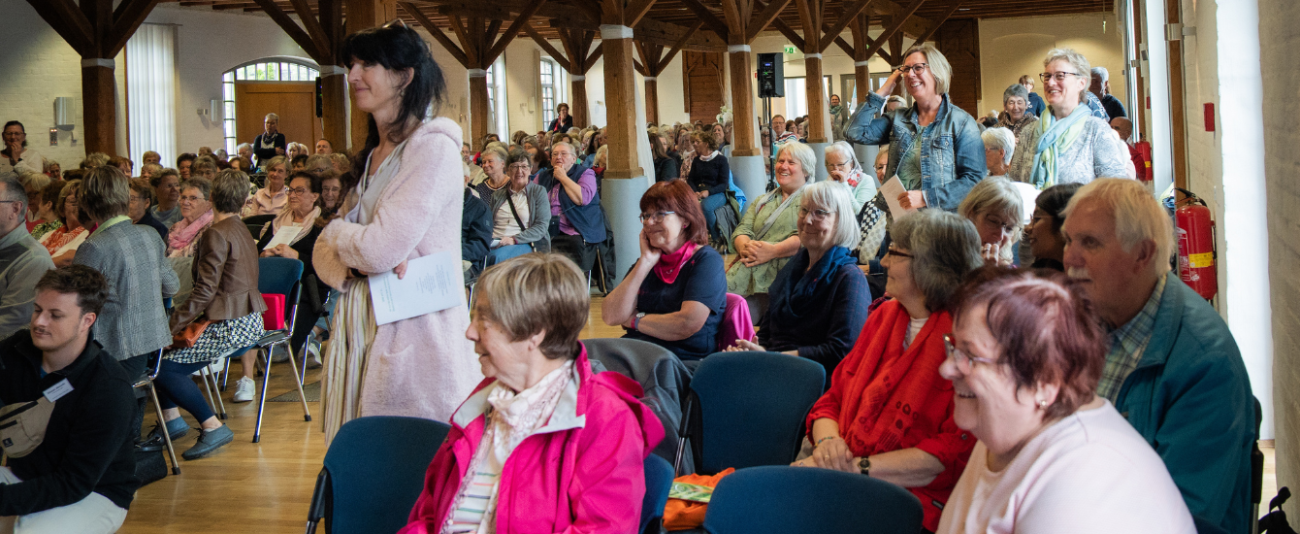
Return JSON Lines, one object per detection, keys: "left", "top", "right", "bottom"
{"left": 1115, "top": 273, "right": 1254, "bottom": 534}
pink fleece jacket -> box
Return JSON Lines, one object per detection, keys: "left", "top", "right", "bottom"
{"left": 399, "top": 347, "right": 665, "bottom": 534}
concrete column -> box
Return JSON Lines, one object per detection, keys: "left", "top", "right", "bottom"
{"left": 81, "top": 59, "right": 117, "bottom": 156}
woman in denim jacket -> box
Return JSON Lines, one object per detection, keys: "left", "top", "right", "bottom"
{"left": 844, "top": 44, "right": 985, "bottom": 213}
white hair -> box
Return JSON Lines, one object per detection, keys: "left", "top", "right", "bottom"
{"left": 235, "top": 143, "right": 252, "bottom": 153}
{"left": 264, "top": 113, "right": 279, "bottom": 122}
{"left": 1091, "top": 66, "right": 1109, "bottom": 84}
{"left": 776, "top": 142, "right": 817, "bottom": 179}
{"left": 981, "top": 127, "right": 1016, "bottom": 166}
{"left": 1064, "top": 178, "right": 1173, "bottom": 276}
{"left": 823, "top": 141, "right": 862, "bottom": 173}
{"left": 801, "top": 181, "right": 862, "bottom": 250}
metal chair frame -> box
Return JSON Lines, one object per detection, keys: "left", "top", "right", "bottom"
{"left": 252, "top": 273, "right": 312, "bottom": 442}
{"left": 134, "top": 348, "right": 181, "bottom": 475}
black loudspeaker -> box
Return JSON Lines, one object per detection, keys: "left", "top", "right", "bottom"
{"left": 757, "top": 53, "right": 784, "bottom": 98}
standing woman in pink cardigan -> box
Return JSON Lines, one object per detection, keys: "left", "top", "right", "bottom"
{"left": 314, "top": 22, "right": 483, "bottom": 441}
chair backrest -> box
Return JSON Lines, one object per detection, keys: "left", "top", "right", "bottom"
{"left": 258, "top": 257, "right": 303, "bottom": 319}
{"left": 641, "top": 454, "right": 674, "bottom": 534}
{"left": 689, "top": 352, "right": 825, "bottom": 474}
{"left": 583, "top": 338, "right": 692, "bottom": 472}
{"left": 323, "top": 416, "right": 451, "bottom": 534}
{"left": 702, "top": 466, "right": 922, "bottom": 534}
{"left": 716, "top": 293, "right": 755, "bottom": 351}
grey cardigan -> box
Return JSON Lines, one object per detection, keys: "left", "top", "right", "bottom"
{"left": 74, "top": 220, "right": 179, "bottom": 360}
{"left": 0, "top": 226, "right": 54, "bottom": 340}
{"left": 487, "top": 182, "right": 551, "bottom": 253}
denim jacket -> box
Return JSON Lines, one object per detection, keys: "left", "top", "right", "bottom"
{"left": 844, "top": 92, "right": 986, "bottom": 212}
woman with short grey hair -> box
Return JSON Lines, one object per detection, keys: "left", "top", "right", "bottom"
{"left": 824, "top": 141, "right": 876, "bottom": 212}
{"left": 981, "top": 127, "right": 1017, "bottom": 178}
{"left": 727, "top": 141, "right": 812, "bottom": 311}
{"left": 998, "top": 84, "right": 1041, "bottom": 183}
{"left": 1031, "top": 48, "right": 1132, "bottom": 188}
{"left": 252, "top": 112, "right": 286, "bottom": 168}
{"left": 958, "top": 176, "right": 1024, "bottom": 267}
{"left": 727, "top": 181, "right": 870, "bottom": 375}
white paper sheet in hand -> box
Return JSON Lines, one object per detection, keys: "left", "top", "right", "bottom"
{"left": 880, "top": 176, "right": 917, "bottom": 219}
{"left": 263, "top": 225, "right": 301, "bottom": 250}
{"left": 368, "top": 252, "right": 461, "bottom": 325}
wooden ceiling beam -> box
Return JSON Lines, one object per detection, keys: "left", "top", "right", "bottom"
{"left": 909, "top": 0, "right": 964, "bottom": 47}
{"left": 660, "top": 19, "right": 702, "bottom": 65}
{"left": 861, "top": 0, "right": 924, "bottom": 62}
{"left": 584, "top": 42, "right": 603, "bottom": 71}
{"left": 794, "top": 0, "right": 819, "bottom": 52}
{"left": 624, "top": 0, "right": 658, "bottom": 27}
{"left": 635, "top": 16, "right": 725, "bottom": 51}
{"left": 287, "top": 0, "right": 332, "bottom": 61}
{"left": 250, "top": 0, "right": 322, "bottom": 59}
{"left": 719, "top": 0, "right": 744, "bottom": 38}
{"left": 108, "top": 0, "right": 162, "bottom": 56}
{"left": 677, "top": 0, "right": 730, "bottom": 41}
{"left": 871, "top": 0, "right": 931, "bottom": 37}
{"left": 770, "top": 17, "right": 804, "bottom": 50}
{"left": 484, "top": 0, "right": 547, "bottom": 64}
{"left": 401, "top": 2, "right": 468, "bottom": 67}
{"left": 818, "top": 0, "right": 874, "bottom": 52}
{"left": 522, "top": 22, "right": 570, "bottom": 71}
{"left": 746, "top": 0, "right": 793, "bottom": 42}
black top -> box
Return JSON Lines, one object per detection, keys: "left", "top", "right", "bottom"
{"left": 653, "top": 156, "right": 680, "bottom": 182}
{"left": 622, "top": 246, "right": 727, "bottom": 360}
{"left": 1101, "top": 94, "right": 1128, "bottom": 119}
{"left": 462, "top": 189, "right": 493, "bottom": 272}
{"left": 255, "top": 219, "right": 327, "bottom": 303}
{"left": 687, "top": 154, "right": 730, "bottom": 197}
{"left": 0, "top": 332, "right": 138, "bottom": 515}
{"left": 548, "top": 115, "right": 574, "bottom": 133}
{"left": 1030, "top": 257, "right": 1065, "bottom": 271}
{"left": 251, "top": 132, "right": 286, "bottom": 169}
{"left": 757, "top": 261, "right": 872, "bottom": 376}
{"left": 137, "top": 210, "right": 170, "bottom": 243}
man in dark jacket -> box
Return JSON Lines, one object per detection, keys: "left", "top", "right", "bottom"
{"left": 0, "top": 265, "right": 138, "bottom": 532}
{"left": 462, "top": 186, "right": 493, "bottom": 284}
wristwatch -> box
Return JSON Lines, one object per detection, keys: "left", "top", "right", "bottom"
{"left": 858, "top": 457, "right": 872, "bottom": 477}
{"left": 631, "top": 312, "right": 646, "bottom": 330}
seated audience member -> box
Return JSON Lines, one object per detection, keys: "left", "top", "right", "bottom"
{"left": 824, "top": 141, "right": 876, "bottom": 213}
{"left": 251, "top": 113, "right": 286, "bottom": 169}
{"left": 328, "top": 153, "right": 350, "bottom": 174}
{"left": 727, "top": 142, "right": 811, "bottom": 315}
{"left": 603, "top": 180, "right": 725, "bottom": 361}
{"left": 0, "top": 266, "right": 138, "bottom": 533}
{"left": 1061, "top": 178, "right": 1253, "bottom": 532}
{"left": 651, "top": 133, "right": 679, "bottom": 183}
{"left": 547, "top": 102, "right": 574, "bottom": 133}
{"left": 0, "top": 121, "right": 43, "bottom": 175}
{"left": 291, "top": 154, "right": 308, "bottom": 171}
{"left": 727, "top": 181, "right": 870, "bottom": 375}
{"left": 141, "top": 150, "right": 162, "bottom": 166}
{"left": 1023, "top": 183, "right": 1081, "bottom": 270}
{"left": 462, "top": 174, "right": 493, "bottom": 282}
{"left": 796, "top": 209, "right": 982, "bottom": 532}
{"left": 687, "top": 130, "right": 730, "bottom": 242}
{"left": 40, "top": 180, "right": 89, "bottom": 267}
{"left": 153, "top": 171, "right": 265, "bottom": 460}
{"left": 473, "top": 145, "right": 510, "bottom": 201}
{"left": 256, "top": 171, "right": 328, "bottom": 370}
{"left": 675, "top": 128, "right": 696, "bottom": 178}
{"left": 30, "top": 179, "right": 66, "bottom": 241}
{"left": 82, "top": 153, "right": 111, "bottom": 169}
{"left": 288, "top": 141, "right": 309, "bottom": 161}
{"left": 149, "top": 168, "right": 184, "bottom": 226}
{"left": 315, "top": 139, "right": 333, "bottom": 154}
{"left": 981, "top": 127, "right": 1016, "bottom": 179}
{"left": 129, "top": 178, "right": 169, "bottom": 242}
{"left": 228, "top": 156, "right": 253, "bottom": 173}
{"left": 934, "top": 268, "right": 1194, "bottom": 534}
{"left": 318, "top": 170, "right": 347, "bottom": 221}
{"left": 958, "top": 176, "right": 1023, "bottom": 267}
{"left": 44, "top": 160, "right": 61, "bottom": 179}
{"left": 304, "top": 154, "right": 332, "bottom": 175}
{"left": 176, "top": 153, "right": 196, "bottom": 180}
{"left": 190, "top": 157, "right": 218, "bottom": 182}
{"left": 73, "top": 166, "right": 179, "bottom": 445}
{"left": 486, "top": 149, "right": 551, "bottom": 265}
{"left": 166, "top": 178, "right": 214, "bottom": 259}
{"left": 18, "top": 171, "right": 49, "bottom": 231}
{"left": 109, "top": 156, "right": 133, "bottom": 176}
{"left": 0, "top": 175, "right": 55, "bottom": 339}
{"left": 139, "top": 162, "right": 162, "bottom": 181}
{"left": 235, "top": 144, "right": 254, "bottom": 165}
{"left": 402, "top": 253, "right": 663, "bottom": 533}
{"left": 245, "top": 156, "right": 288, "bottom": 217}
{"left": 534, "top": 141, "right": 607, "bottom": 274}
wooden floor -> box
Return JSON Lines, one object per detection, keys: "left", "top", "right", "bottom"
{"left": 119, "top": 296, "right": 1280, "bottom": 533}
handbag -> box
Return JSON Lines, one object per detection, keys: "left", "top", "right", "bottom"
{"left": 171, "top": 318, "right": 213, "bottom": 349}
{"left": 0, "top": 396, "right": 55, "bottom": 458}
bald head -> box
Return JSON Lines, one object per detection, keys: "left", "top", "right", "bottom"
{"left": 1110, "top": 117, "right": 1133, "bottom": 142}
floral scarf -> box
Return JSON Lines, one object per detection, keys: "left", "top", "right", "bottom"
{"left": 168, "top": 209, "right": 214, "bottom": 253}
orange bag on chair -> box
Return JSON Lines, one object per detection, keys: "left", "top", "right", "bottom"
{"left": 170, "top": 318, "right": 212, "bottom": 349}
{"left": 663, "top": 468, "right": 735, "bottom": 530}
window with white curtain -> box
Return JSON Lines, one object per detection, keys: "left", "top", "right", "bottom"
{"left": 486, "top": 58, "right": 508, "bottom": 137}
{"left": 126, "top": 23, "right": 177, "bottom": 168}
{"left": 541, "top": 59, "right": 557, "bottom": 126}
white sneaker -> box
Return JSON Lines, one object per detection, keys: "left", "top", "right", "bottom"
{"left": 306, "top": 341, "right": 323, "bottom": 369}
{"left": 232, "top": 376, "right": 256, "bottom": 403}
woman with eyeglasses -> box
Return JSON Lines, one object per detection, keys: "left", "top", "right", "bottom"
{"left": 602, "top": 179, "right": 726, "bottom": 362}
{"left": 794, "top": 209, "right": 983, "bottom": 532}
{"left": 256, "top": 170, "right": 328, "bottom": 360}
{"left": 486, "top": 148, "right": 551, "bottom": 265}
{"left": 1029, "top": 49, "right": 1133, "bottom": 188}
{"left": 844, "top": 44, "right": 985, "bottom": 213}
{"left": 957, "top": 176, "right": 1024, "bottom": 267}
{"left": 40, "top": 180, "right": 90, "bottom": 267}
{"left": 997, "top": 84, "right": 1041, "bottom": 184}
{"left": 724, "top": 182, "right": 870, "bottom": 376}
{"left": 824, "top": 141, "right": 876, "bottom": 213}
{"left": 935, "top": 268, "right": 1193, "bottom": 534}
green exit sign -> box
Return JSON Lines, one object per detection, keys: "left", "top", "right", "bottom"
{"left": 783, "top": 44, "right": 796, "bottom": 55}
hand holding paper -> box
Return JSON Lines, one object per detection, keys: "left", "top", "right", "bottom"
{"left": 880, "top": 176, "right": 918, "bottom": 219}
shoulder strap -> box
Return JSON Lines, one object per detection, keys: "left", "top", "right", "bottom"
{"left": 506, "top": 193, "right": 527, "bottom": 233}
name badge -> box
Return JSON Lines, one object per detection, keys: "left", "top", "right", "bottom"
{"left": 43, "top": 379, "right": 73, "bottom": 402}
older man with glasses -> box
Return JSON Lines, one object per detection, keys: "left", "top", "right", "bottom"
{"left": 0, "top": 174, "right": 55, "bottom": 339}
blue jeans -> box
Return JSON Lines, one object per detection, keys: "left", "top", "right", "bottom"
{"left": 155, "top": 360, "right": 217, "bottom": 423}
{"left": 700, "top": 193, "right": 727, "bottom": 240}
{"left": 487, "top": 243, "right": 533, "bottom": 266}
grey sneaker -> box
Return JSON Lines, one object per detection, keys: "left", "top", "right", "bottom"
{"left": 138, "top": 418, "right": 190, "bottom": 452}
{"left": 182, "top": 425, "right": 234, "bottom": 460}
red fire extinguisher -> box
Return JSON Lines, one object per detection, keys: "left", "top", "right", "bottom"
{"left": 1132, "top": 141, "right": 1153, "bottom": 181}
{"left": 1175, "top": 189, "right": 1217, "bottom": 300}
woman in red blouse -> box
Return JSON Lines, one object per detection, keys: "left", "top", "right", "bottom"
{"left": 795, "top": 210, "right": 983, "bottom": 532}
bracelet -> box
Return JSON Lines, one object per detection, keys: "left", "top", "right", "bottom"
{"left": 814, "top": 436, "right": 837, "bottom": 447}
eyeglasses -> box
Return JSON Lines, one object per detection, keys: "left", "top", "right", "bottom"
{"left": 896, "top": 63, "right": 929, "bottom": 75}
{"left": 797, "top": 207, "right": 832, "bottom": 222}
{"left": 381, "top": 18, "right": 408, "bottom": 29}
{"left": 826, "top": 162, "right": 852, "bottom": 170}
{"left": 129, "top": 195, "right": 146, "bottom": 203}
{"left": 1039, "top": 71, "right": 1082, "bottom": 83}
{"left": 507, "top": 164, "right": 531, "bottom": 173}
{"left": 944, "top": 334, "right": 999, "bottom": 370}
{"left": 983, "top": 214, "right": 1017, "bottom": 234}
{"left": 874, "top": 163, "right": 888, "bottom": 171}
{"left": 638, "top": 211, "right": 676, "bottom": 223}
{"left": 287, "top": 188, "right": 311, "bottom": 196}
{"left": 179, "top": 195, "right": 204, "bottom": 203}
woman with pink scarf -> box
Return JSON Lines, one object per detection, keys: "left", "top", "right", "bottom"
{"left": 601, "top": 180, "right": 726, "bottom": 362}
{"left": 166, "top": 178, "right": 214, "bottom": 259}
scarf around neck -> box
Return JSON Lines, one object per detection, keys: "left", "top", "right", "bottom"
{"left": 168, "top": 209, "right": 214, "bottom": 251}
{"left": 653, "top": 240, "right": 699, "bottom": 284}
{"left": 270, "top": 206, "right": 321, "bottom": 247}
{"left": 1030, "top": 103, "right": 1091, "bottom": 189}
{"left": 771, "top": 246, "right": 856, "bottom": 321}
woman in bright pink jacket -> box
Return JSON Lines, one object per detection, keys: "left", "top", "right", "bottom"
{"left": 400, "top": 253, "right": 664, "bottom": 534}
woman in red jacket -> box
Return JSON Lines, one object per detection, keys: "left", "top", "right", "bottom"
{"left": 795, "top": 210, "right": 983, "bottom": 531}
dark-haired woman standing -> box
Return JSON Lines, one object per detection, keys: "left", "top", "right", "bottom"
{"left": 314, "top": 22, "right": 483, "bottom": 442}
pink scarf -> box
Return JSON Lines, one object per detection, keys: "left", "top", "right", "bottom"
{"left": 653, "top": 241, "right": 699, "bottom": 284}
{"left": 169, "top": 209, "right": 214, "bottom": 251}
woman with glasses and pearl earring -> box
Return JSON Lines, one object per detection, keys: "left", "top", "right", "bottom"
{"left": 1029, "top": 48, "right": 1133, "bottom": 189}
{"left": 602, "top": 180, "right": 726, "bottom": 362}
{"left": 844, "top": 44, "right": 985, "bottom": 213}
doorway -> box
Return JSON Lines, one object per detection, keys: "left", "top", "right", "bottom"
{"left": 222, "top": 60, "right": 321, "bottom": 155}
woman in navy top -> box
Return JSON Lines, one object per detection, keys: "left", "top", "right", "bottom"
{"left": 687, "top": 130, "right": 730, "bottom": 242}
{"left": 602, "top": 180, "right": 726, "bottom": 360}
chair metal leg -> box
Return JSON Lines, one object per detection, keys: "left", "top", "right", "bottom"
{"left": 148, "top": 384, "right": 181, "bottom": 475}
{"left": 202, "top": 367, "right": 227, "bottom": 420}
{"left": 220, "top": 357, "right": 231, "bottom": 391}
{"left": 595, "top": 252, "right": 609, "bottom": 295}
{"left": 253, "top": 347, "right": 272, "bottom": 443}
{"left": 199, "top": 366, "right": 221, "bottom": 419}
{"left": 284, "top": 342, "right": 312, "bottom": 422}
{"left": 298, "top": 331, "right": 314, "bottom": 387}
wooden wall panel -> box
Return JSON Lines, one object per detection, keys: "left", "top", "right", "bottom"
{"left": 235, "top": 82, "right": 323, "bottom": 151}
{"left": 933, "top": 18, "right": 981, "bottom": 117}
{"left": 683, "top": 51, "right": 725, "bottom": 124}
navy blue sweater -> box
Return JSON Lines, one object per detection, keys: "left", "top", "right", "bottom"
{"left": 757, "top": 262, "right": 871, "bottom": 376}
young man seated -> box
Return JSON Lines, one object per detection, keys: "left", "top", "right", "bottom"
{"left": 0, "top": 265, "right": 138, "bottom": 533}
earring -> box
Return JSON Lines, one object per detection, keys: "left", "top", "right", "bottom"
{"left": 1037, "top": 399, "right": 1049, "bottom": 409}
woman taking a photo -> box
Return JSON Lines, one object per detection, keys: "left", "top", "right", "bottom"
{"left": 314, "top": 22, "right": 483, "bottom": 441}
{"left": 603, "top": 180, "right": 726, "bottom": 361}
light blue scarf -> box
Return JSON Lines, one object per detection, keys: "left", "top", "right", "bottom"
{"left": 1029, "top": 103, "right": 1091, "bottom": 189}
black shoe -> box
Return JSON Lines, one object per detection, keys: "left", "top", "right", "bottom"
{"left": 138, "top": 419, "right": 189, "bottom": 452}
{"left": 182, "top": 425, "right": 234, "bottom": 460}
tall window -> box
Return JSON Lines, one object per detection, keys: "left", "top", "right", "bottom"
{"left": 541, "top": 59, "right": 557, "bottom": 126}
{"left": 221, "top": 60, "right": 320, "bottom": 154}
{"left": 486, "top": 58, "right": 508, "bottom": 137}
{"left": 126, "top": 23, "right": 177, "bottom": 168}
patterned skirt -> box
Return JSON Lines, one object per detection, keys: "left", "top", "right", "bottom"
{"left": 165, "top": 312, "right": 265, "bottom": 364}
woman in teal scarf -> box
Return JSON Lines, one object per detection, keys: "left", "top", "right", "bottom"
{"left": 1030, "top": 48, "right": 1133, "bottom": 189}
